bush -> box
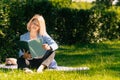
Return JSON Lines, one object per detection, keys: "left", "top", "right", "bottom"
{"left": 0, "top": 0, "right": 120, "bottom": 62}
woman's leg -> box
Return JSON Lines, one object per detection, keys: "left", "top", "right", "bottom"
{"left": 17, "top": 51, "right": 55, "bottom": 72}
{"left": 41, "top": 50, "right": 55, "bottom": 67}
{"left": 37, "top": 51, "right": 55, "bottom": 72}
{"left": 17, "top": 57, "right": 30, "bottom": 69}
{"left": 17, "top": 57, "right": 33, "bottom": 73}
{"left": 30, "top": 51, "right": 55, "bottom": 69}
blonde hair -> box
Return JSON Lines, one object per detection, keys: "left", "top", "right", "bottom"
{"left": 27, "top": 14, "right": 47, "bottom": 36}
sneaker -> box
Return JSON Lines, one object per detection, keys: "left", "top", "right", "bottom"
{"left": 23, "top": 68, "right": 33, "bottom": 73}
{"left": 37, "top": 65, "right": 46, "bottom": 73}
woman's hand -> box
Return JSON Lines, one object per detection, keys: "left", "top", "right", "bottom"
{"left": 23, "top": 50, "right": 32, "bottom": 59}
{"left": 42, "top": 44, "right": 51, "bottom": 50}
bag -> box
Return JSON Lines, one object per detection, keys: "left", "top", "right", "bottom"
{"left": 5, "top": 58, "right": 17, "bottom": 65}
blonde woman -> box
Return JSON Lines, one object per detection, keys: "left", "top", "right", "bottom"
{"left": 17, "top": 14, "right": 58, "bottom": 73}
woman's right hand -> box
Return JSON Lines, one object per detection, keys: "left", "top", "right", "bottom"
{"left": 23, "top": 50, "right": 32, "bottom": 59}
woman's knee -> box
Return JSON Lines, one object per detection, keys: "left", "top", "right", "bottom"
{"left": 17, "top": 58, "right": 28, "bottom": 69}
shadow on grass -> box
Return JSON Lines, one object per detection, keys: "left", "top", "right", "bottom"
{"left": 58, "top": 42, "right": 120, "bottom": 55}
{"left": 56, "top": 50, "right": 120, "bottom": 66}
{"left": 0, "top": 68, "right": 14, "bottom": 73}
{"left": 74, "top": 42, "right": 120, "bottom": 50}
{"left": 106, "top": 63, "right": 120, "bottom": 72}
{"left": 56, "top": 43, "right": 120, "bottom": 72}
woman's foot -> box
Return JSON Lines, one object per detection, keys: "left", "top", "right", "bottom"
{"left": 23, "top": 68, "right": 33, "bottom": 73}
{"left": 37, "top": 64, "right": 46, "bottom": 73}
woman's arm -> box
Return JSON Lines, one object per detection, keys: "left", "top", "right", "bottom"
{"left": 18, "top": 32, "right": 30, "bottom": 57}
{"left": 42, "top": 33, "right": 58, "bottom": 51}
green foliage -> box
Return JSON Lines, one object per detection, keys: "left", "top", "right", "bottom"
{"left": 0, "top": 1, "right": 18, "bottom": 61}
{"left": 95, "top": 0, "right": 113, "bottom": 8}
{"left": 70, "top": 1, "right": 95, "bottom": 10}
{"left": 0, "top": 40, "right": 120, "bottom": 80}
{"left": 0, "top": 0, "right": 120, "bottom": 62}
{"left": 116, "top": 0, "right": 120, "bottom": 6}
{"left": 87, "top": 7, "right": 120, "bottom": 43}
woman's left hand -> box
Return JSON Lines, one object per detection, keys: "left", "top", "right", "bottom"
{"left": 42, "top": 44, "right": 51, "bottom": 50}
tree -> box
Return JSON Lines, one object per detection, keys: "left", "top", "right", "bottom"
{"left": 116, "top": 0, "right": 120, "bottom": 6}
{"left": 96, "top": 0, "right": 114, "bottom": 8}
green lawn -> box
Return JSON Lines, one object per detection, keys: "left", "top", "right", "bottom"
{"left": 0, "top": 40, "right": 120, "bottom": 80}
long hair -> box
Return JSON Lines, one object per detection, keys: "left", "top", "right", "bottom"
{"left": 27, "top": 14, "right": 47, "bottom": 36}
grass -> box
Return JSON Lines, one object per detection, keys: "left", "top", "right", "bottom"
{"left": 0, "top": 40, "right": 120, "bottom": 80}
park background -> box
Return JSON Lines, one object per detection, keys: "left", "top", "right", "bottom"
{"left": 0, "top": 0, "right": 120, "bottom": 80}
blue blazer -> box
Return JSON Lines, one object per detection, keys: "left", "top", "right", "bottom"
{"left": 19, "top": 32, "right": 58, "bottom": 68}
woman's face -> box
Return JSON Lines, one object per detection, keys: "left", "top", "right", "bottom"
{"left": 29, "top": 19, "right": 40, "bottom": 32}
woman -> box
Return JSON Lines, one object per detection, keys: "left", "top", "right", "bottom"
{"left": 17, "top": 14, "right": 58, "bottom": 73}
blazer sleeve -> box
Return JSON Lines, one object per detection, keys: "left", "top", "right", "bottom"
{"left": 42, "top": 33, "right": 58, "bottom": 51}
{"left": 18, "top": 32, "right": 29, "bottom": 57}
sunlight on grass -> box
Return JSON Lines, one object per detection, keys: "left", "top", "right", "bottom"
{"left": 0, "top": 40, "right": 120, "bottom": 80}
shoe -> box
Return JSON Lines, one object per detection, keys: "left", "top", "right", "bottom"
{"left": 37, "top": 65, "right": 46, "bottom": 73}
{"left": 23, "top": 68, "right": 33, "bottom": 73}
